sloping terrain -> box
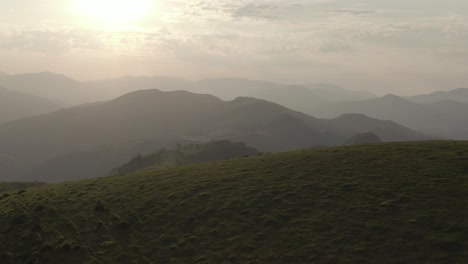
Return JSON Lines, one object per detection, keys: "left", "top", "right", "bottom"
{"left": 0, "top": 141, "right": 466, "bottom": 263}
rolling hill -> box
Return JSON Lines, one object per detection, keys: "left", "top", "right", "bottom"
{"left": 0, "top": 89, "right": 427, "bottom": 182}
{"left": 0, "top": 141, "right": 466, "bottom": 263}
{"left": 0, "top": 87, "right": 61, "bottom": 124}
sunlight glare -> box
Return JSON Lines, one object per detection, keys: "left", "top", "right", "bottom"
{"left": 76, "top": 0, "right": 152, "bottom": 25}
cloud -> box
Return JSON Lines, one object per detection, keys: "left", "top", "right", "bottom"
{"left": 333, "top": 9, "right": 376, "bottom": 15}
{"left": 232, "top": 3, "right": 279, "bottom": 21}
{"left": 0, "top": 28, "right": 105, "bottom": 54}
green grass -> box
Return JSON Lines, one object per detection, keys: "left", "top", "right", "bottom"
{"left": 0, "top": 141, "right": 467, "bottom": 263}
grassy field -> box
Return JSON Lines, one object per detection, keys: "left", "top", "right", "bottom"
{"left": 0, "top": 141, "right": 467, "bottom": 263}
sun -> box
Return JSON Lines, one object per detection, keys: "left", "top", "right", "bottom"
{"left": 76, "top": 0, "right": 152, "bottom": 26}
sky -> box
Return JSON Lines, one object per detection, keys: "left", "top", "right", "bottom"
{"left": 1, "top": 0, "right": 468, "bottom": 95}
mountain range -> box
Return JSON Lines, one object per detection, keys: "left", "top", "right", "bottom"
{"left": 1, "top": 71, "right": 467, "bottom": 183}
{"left": 87, "top": 77, "right": 377, "bottom": 114}
{"left": 1, "top": 71, "right": 466, "bottom": 140}
{"left": 0, "top": 89, "right": 427, "bottom": 182}
{"left": 0, "top": 71, "right": 378, "bottom": 108}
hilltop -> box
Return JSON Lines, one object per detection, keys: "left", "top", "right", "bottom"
{"left": 0, "top": 141, "right": 466, "bottom": 263}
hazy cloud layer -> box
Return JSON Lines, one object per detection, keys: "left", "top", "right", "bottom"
{"left": 1, "top": 0, "right": 468, "bottom": 94}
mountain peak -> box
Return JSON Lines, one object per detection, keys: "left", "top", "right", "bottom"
{"left": 380, "top": 94, "right": 411, "bottom": 103}
{"left": 382, "top": 93, "right": 401, "bottom": 99}
{"left": 112, "top": 89, "right": 222, "bottom": 106}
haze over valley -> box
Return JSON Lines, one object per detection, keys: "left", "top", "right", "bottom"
{"left": 1, "top": 1, "right": 467, "bottom": 263}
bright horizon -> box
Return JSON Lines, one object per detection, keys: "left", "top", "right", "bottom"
{"left": 1, "top": 0, "right": 468, "bottom": 95}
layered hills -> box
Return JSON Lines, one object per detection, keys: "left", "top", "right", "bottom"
{"left": 0, "top": 89, "right": 427, "bottom": 182}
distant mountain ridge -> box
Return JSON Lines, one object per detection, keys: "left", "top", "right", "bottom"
{"left": 305, "top": 83, "right": 376, "bottom": 101}
{"left": 310, "top": 94, "right": 468, "bottom": 138}
{"left": 408, "top": 88, "right": 468, "bottom": 103}
{"left": 0, "top": 72, "right": 99, "bottom": 106}
{"left": 87, "top": 77, "right": 377, "bottom": 113}
{"left": 0, "top": 89, "right": 426, "bottom": 182}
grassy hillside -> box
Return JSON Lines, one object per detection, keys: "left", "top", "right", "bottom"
{"left": 113, "top": 140, "right": 261, "bottom": 175}
{"left": 0, "top": 141, "right": 467, "bottom": 263}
